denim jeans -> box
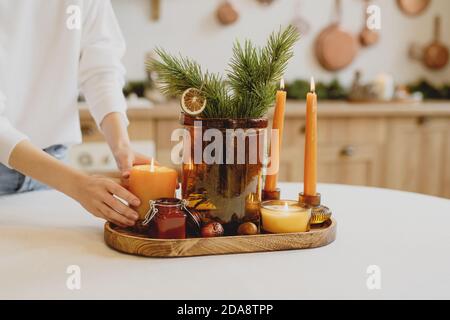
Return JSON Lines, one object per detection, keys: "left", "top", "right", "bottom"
{"left": 0, "top": 144, "right": 68, "bottom": 196}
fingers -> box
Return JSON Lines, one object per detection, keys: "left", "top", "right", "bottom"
{"left": 121, "top": 154, "right": 154, "bottom": 187}
{"left": 103, "top": 194, "right": 139, "bottom": 221}
{"left": 105, "top": 181, "right": 140, "bottom": 207}
{"left": 118, "top": 153, "right": 133, "bottom": 179}
{"left": 78, "top": 175, "right": 141, "bottom": 228}
{"left": 98, "top": 204, "right": 135, "bottom": 228}
{"left": 120, "top": 177, "right": 130, "bottom": 189}
{"left": 133, "top": 153, "right": 153, "bottom": 165}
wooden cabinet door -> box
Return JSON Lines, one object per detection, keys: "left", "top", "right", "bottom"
{"left": 278, "top": 118, "right": 306, "bottom": 182}
{"left": 80, "top": 118, "right": 155, "bottom": 143}
{"left": 384, "top": 117, "right": 450, "bottom": 197}
{"left": 279, "top": 117, "right": 385, "bottom": 185}
{"left": 444, "top": 129, "right": 450, "bottom": 198}
{"left": 316, "top": 118, "right": 385, "bottom": 187}
{"left": 416, "top": 118, "right": 449, "bottom": 197}
{"left": 383, "top": 118, "right": 421, "bottom": 193}
{"left": 318, "top": 144, "right": 382, "bottom": 186}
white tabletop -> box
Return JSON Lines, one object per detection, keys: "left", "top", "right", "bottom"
{"left": 1, "top": 183, "right": 449, "bottom": 300}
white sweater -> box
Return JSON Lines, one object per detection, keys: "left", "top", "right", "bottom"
{"left": 0, "top": 0, "right": 128, "bottom": 166}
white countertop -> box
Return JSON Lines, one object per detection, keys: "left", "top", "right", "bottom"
{"left": 1, "top": 183, "right": 449, "bottom": 300}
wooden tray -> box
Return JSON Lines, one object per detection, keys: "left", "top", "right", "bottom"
{"left": 104, "top": 219, "right": 336, "bottom": 258}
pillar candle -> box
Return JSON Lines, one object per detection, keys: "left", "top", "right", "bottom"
{"left": 264, "top": 79, "right": 287, "bottom": 192}
{"left": 129, "top": 159, "right": 178, "bottom": 220}
{"left": 304, "top": 77, "right": 318, "bottom": 196}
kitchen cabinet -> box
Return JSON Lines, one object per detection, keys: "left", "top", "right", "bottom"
{"left": 155, "top": 119, "right": 181, "bottom": 167}
{"left": 415, "top": 118, "right": 449, "bottom": 197}
{"left": 79, "top": 101, "right": 450, "bottom": 198}
{"left": 281, "top": 117, "right": 385, "bottom": 187}
{"left": 383, "top": 117, "right": 449, "bottom": 197}
{"left": 317, "top": 144, "right": 382, "bottom": 187}
{"left": 79, "top": 118, "right": 156, "bottom": 143}
{"left": 76, "top": 109, "right": 156, "bottom": 172}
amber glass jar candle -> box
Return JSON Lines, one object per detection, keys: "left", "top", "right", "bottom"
{"left": 145, "top": 198, "right": 187, "bottom": 239}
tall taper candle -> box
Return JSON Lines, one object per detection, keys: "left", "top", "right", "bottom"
{"left": 304, "top": 77, "right": 317, "bottom": 196}
{"left": 264, "top": 79, "right": 287, "bottom": 192}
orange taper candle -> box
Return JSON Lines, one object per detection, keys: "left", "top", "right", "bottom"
{"left": 264, "top": 79, "right": 287, "bottom": 192}
{"left": 129, "top": 159, "right": 178, "bottom": 220}
{"left": 304, "top": 77, "right": 317, "bottom": 196}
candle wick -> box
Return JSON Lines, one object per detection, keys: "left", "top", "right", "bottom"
{"left": 280, "top": 78, "right": 285, "bottom": 91}
{"left": 310, "top": 76, "right": 316, "bottom": 93}
{"left": 150, "top": 158, "right": 155, "bottom": 172}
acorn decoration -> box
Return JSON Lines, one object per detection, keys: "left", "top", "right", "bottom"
{"left": 201, "top": 222, "right": 225, "bottom": 238}
{"left": 237, "top": 222, "right": 258, "bottom": 236}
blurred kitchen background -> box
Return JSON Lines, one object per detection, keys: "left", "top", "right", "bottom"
{"left": 76, "top": 0, "right": 450, "bottom": 198}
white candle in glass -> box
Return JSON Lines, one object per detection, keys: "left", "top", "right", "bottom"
{"left": 260, "top": 200, "right": 311, "bottom": 233}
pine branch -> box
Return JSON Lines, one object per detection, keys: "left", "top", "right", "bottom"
{"left": 147, "top": 48, "right": 231, "bottom": 117}
{"left": 260, "top": 25, "right": 300, "bottom": 85}
{"left": 147, "top": 48, "right": 202, "bottom": 96}
{"left": 227, "top": 25, "right": 300, "bottom": 118}
{"left": 146, "top": 26, "right": 300, "bottom": 119}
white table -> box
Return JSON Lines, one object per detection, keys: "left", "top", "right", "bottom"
{"left": 1, "top": 183, "right": 449, "bottom": 300}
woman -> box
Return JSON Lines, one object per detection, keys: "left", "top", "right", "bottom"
{"left": 0, "top": 0, "right": 146, "bottom": 228}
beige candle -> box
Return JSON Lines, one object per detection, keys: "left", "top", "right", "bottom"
{"left": 261, "top": 200, "right": 311, "bottom": 233}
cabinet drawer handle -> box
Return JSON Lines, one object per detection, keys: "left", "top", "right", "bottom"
{"left": 81, "top": 124, "right": 95, "bottom": 136}
{"left": 102, "top": 155, "right": 111, "bottom": 165}
{"left": 299, "top": 125, "right": 306, "bottom": 134}
{"left": 417, "top": 116, "right": 430, "bottom": 126}
{"left": 78, "top": 153, "right": 93, "bottom": 167}
{"left": 340, "top": 145, "right": 355, "bottom": 157}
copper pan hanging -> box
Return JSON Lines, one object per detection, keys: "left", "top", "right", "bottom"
{"left": 315, "top": 0, "right": 359, "bottom": 71}
{"left": 397, "top": 0, "right": 431, "bottom": 16}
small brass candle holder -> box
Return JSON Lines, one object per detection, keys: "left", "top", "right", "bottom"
{"left": 262, "top": 188, "right": 281, "bottom": 201}
{"left": 298, "top": 193, "right": 332, "bottom": 225}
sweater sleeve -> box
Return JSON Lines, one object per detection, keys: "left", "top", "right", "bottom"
{"left": 0, "top": 90, "right": 29, "bottom": 167}
{"left": 78, "top": 0, "right": 129, "bottom": 128}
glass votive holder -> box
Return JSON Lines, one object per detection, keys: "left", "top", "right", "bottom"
{"left": 262, "top": 188, "right": 281, "bottom": 201}
{"left": 260, "top": 200, "right": 311, "bottom": 234}
{"left": 298, "top": 193, "right": 332, "bottom": 225}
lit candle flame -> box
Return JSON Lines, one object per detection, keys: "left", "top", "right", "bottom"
{"left": 150, "top": 158, "right": 155, "bottom": 172}
{"left": 283, "top": 202, "right": 289, "bottom": 211}
{"left": 280, "top": 78, "right": 285, "bottom": 90}
{"left": 310, "top": 76, "right": 315, "bottom": 93}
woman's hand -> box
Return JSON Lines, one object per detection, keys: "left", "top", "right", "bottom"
{"left": 112, "top": 146, "right": 152, "bottom": 178}
{"left": 74, "top": 175, "right": 141, "bottom": 228}
{"left": 112, "top": 146, "right": 159, "bottom": 189}
{"left": 9, "top": 141, "right": 141, "bottom": 227}
{"left": 100, "top": 112, "right": 153, "bottom": 179}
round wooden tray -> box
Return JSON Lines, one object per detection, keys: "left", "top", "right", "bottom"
{"left": 104, "top": 218, "right": 337, "bottom": 258}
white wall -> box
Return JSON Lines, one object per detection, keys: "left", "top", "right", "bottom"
{"left": 111, "top": 0, "right": 450, "bottom": 86}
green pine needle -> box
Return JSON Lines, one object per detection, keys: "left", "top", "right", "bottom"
{"left": 146, "top": 26, "right": 300, "bottom": 119}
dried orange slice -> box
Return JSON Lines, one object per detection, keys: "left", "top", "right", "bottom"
{"left": 181, "top": 88, "right": 206, "bottom": 115}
